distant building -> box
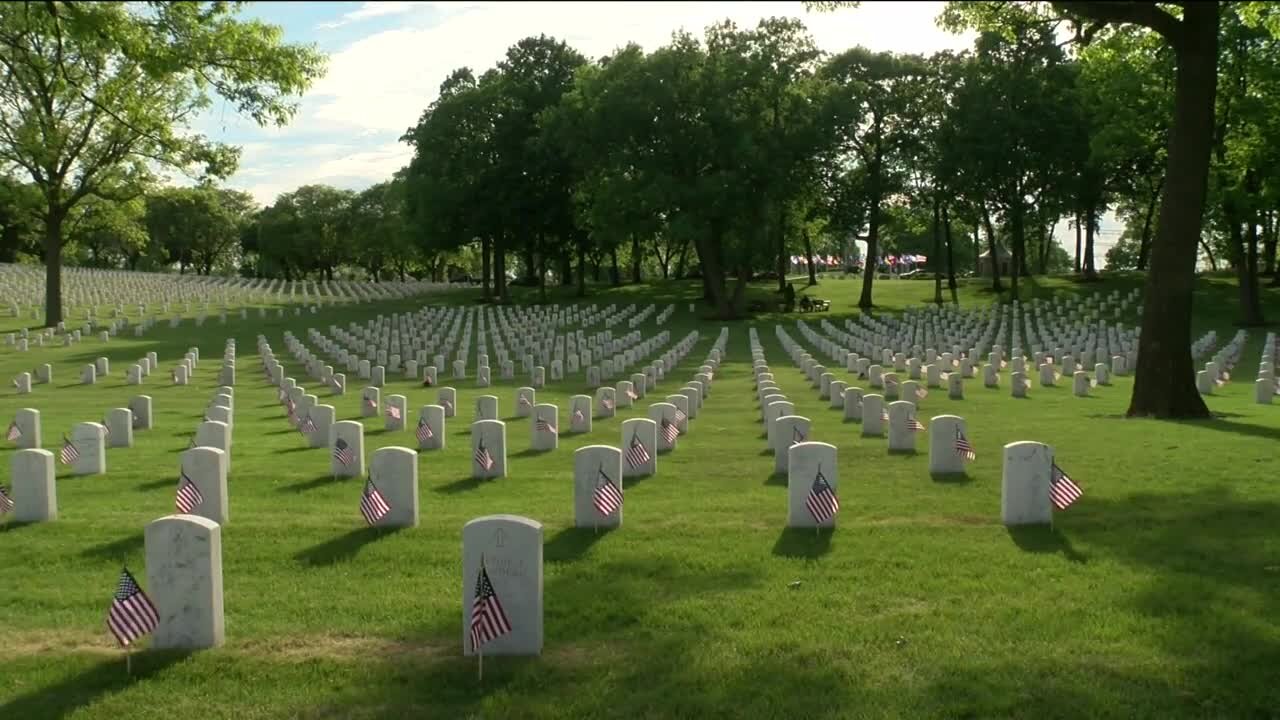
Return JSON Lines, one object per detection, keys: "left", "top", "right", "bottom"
{"left": 977, "top": 245, "right": 1012, "bottom": 277}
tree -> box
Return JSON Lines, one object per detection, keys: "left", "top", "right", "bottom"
{"left": 145, "top": 185, "right": 254, "bottom": 275}
{"left": 0, "top": 174, "right": 40, "bottom": 262}
{"left": 1051, "top": 1, "right": 1219, "bottom": 419}
{"left": 0, "top": 2, "right": 324, "bottom": 326}
{"left": 67, "top": 194, "right": 146, "bottom": 268}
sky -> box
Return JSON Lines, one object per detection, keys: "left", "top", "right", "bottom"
{"left": 191, "top": 0, "right": 1121, "bottom": 263}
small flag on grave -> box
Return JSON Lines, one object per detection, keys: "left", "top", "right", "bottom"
{"left": 535, "top": 416, "right": 556, "bottom": 434}
{"left": 470, "top": 558, "right": 512, "bottom": 653}
{"left": 386, "top": 404, "right": 402, "bottom": 421}
{"left": 422, "top": 375, "right": 433, "bottom": 387}
{"left": 660, "top": 418, "right": 678, "bottom": 444}
{"left": 107, "top": 568, "right": 159, "bottom": 647}
{"left": 805, "top": 467, "right": 840, "bottom": 524}
{"left": 572, "top": 408, "right": 584, "bottom": 423}
{"left": 175, "top": 471, "right": 204, "bottom": 513}
{"left": 5, "top": 420, "right": 20, "bottom": 442}
{"left": 673, "top": 408, "right": 687, "bottom": 424}
{"left": 59, "top": 434, "right": 79, "bottom": 465}
{"left": 1049, "top": 463, "right": 1083, "bottom": 510}
{"left": 333, "top": 438, "right": 355, "bottom": 466}
{"left": 625, "top": 433, "right": 651, "bottom": 468}
{"left": 300, "top": 414, "right": 316, "bottom": 434}
{"left": 954, "top": 428, "right": 976, "bottom": 461}
{"left": 187, "top": 432, "right": 197, "bottom": 449}
{"left": 626, "top": 387, "right": 638, "bottom": 400}
{"left": 359, "top": 477, "right": 391, "bottom": 525}
{"left": 602, "top": 396, "right": 614, "bottom": 410}
{"left": 518, "top": 395, "right": 531, "bottom": 408}
{"left": 416, "top": 417, "right": 434, "bottom": 444}
{"left": 474, "top": 439, "right": 495, "bottom": 471}
{"left": 791, "top": 425, "right": 806, "bottom": 446}
{"left": 443, "top": 399, "right": 454, "bottom": 414}
{"left": 592, "top": 467, "right": 623, "bottom": 516}
{"left": 908, "top": 416, "right": 926, "bottom": 432}
{"left": 364, "top": 396, "right": 377, "bottom": 412}
{"left": 0, "top": 485, "right": 14, "bottom": 516}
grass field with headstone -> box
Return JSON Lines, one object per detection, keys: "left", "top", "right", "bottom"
{"left": 2, "top": 273, "right": 1278, "bottom": 719}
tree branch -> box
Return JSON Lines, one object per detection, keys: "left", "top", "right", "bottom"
{"left": 1052, "top": 2, "right": 1183, "bottom": 47}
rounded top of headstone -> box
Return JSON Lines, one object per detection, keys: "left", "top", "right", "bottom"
{"left": 14, "top": 447, "right": 54, "bottom": 459}
{"left": 373, "top": 445, "right": 416, "bottom": 459}
{"left": 574, "top": 444, "right": 621, "bottom": 457}
{"left": 463, "top": 514, "right": 542, "bottom": 531}
{"left": 331, "top": 419, "right": 363, "bottom": 431}
{"left": 790, "top": 440, "right": 836, "bottom": 453}
{"left": 1004, "top": 440, "right": 1051, "bottom": 452}
{"left": 929, "top": 414, "right": 964, "bottom": 423}
{"left": 621, "top": 417, "right": 657, "bottom": 429}
{"left": 472, "top": 418, "right": 505, "bottom": 429}
{"left": 150, "top": 513, "right": 221, "bottom": 531}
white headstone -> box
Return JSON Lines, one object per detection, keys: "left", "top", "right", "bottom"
{"left": 462, "top": 515, "right": 543, "bottom": 656}
{"left": 195, "top": 420, "right": 232, "bottom": 471}
{"left": 620, "top": 418, "right": 657, "bottom": 478}
{"left": 369, "top": 447, "right": 418, "bottom": 528}
{"left": 418, "top": 405, "right": 446, "bottom": 450}
{"left": 384, "top": 394, "right": 408, "bottom": 431}
{"left": 308, "top": 405, "right": 335, "bottom": 449}
{"left": 106, "top": 408, "right": 134, "bottom": 448}
{"left": 574, "top": 445, "right": 623, "bottom": 529}
{"left": 648, "top": 402, "right": 678, "bottom": 452}
{"left": 180, "top": 446, "right": 229, "bottom": 524}
{"left": 11, "top": 448, "right": 56, "bottom": 522}
{"left": 1001, "top": 441, "right": 1053, "bottom": 526}
{"left": 361, "top": 387, "right": 381, "bottom": 417}
{"left": 569, "top": 395, "right": 593, "bottom": 433}
{"left": 438, "top": 387, "right": 457, "bottom": 418}
{"left": 773, "top": 416, "right": 811, "bottom": 473}
{"left": 330, "top": 421, "right": 365, "bottom": 478}
{"left": 11, "top": 408, "right": 41, "bottom": 449}
{"left": 472, "top": 420, "right": 507, "bottom": 479}
{"left": 787, "top": 441, "right": 838, "bottom": 529}
{"left": 145, "top": 515, "right": 225, "bottom": 649}
{"left": 928, "top": 415, "right": 969, "bottom": 475}
{"left": 71, "top": 422, "right": 107, "bottom": 476}
{"left": 860, "top": 394, "right": 885, "bottom": 436}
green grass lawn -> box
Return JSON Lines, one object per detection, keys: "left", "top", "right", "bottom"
{"left": 1, "top": 273, "right": 1279, "bottom": 719}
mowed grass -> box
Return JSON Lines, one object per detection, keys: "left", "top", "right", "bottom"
{"left": 1, "top": 274, "right": 1279, "bottom": 719}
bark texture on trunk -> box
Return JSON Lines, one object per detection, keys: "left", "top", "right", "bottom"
{"left": 43, "top": 211, "right": 64, "bottom": 328}
{"left": 1127, "top": 2, "right": 1217, "bottom": 419}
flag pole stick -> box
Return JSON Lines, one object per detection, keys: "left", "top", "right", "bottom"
{"left": 125, "top": 646, "right": 133, "bottom": 676}
{"left": 478, "top": 647, "right": 484, "bottom": 684}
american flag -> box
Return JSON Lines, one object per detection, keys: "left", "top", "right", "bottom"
{"left": 102, "top": 420, "right": 111, "bottom": 440}
{"left": 469, "top": 559, "right": 512, "bottom": 653}
{"left": 107, "top": 568, "right": 159, "bottom": 647}
{"left": 300, "top": 414, "right": 317, "bottom": 434}
{"left": 908, "top": 417, "right": 926, "bottom": 432}
{"left": 6, "top": 420, "right": 20, "bottom": 442}
{"left": 915, "top": 387, "right": 928, "bottom": 400}
{"left": 443, "top": 399, "right": 454, "bottom": 414}
{"left": 333, "top": 438, "right": 355, "bottom": 466}
{"left": 59, "top": 434, "right": 79, "bottom": 465}
{"left": 660, "top": 418, "right": 678, "bottom": 445}
{"left": 364, "top": 396, "right": 378, "bottom": 412}
{"left": 360, "top": 477, "right": 391, "bottom": 525}
{"left": 535, "top": 416, "right": 557, "bottom": 434}
{"left": 572, "top": 408, "right": 584, "bottom": 423}
{"left": 805, "top": 468, "right": 840, "bottom": 524}
{"left": 422, "top": 375, "right": 433, "bottom": 387}
{"left": 791, "top": 425, "right": 806, "bottom": 446}
{"left": 602, "top": 396, "right": 614, "bottom": 410}
{"left": 171, "top": 369, "right": 178, "bottom": 383}
{"left": 954, "top": 428, "right": 976, "bottom": 461}
{"left": 386, "top": 404, "right": 402, "bottom": 421}
{"left": 625, "top": 434, "right": 651, "bottom": 468}
{"left": 332, "top": 378, "right": 342, "bottom": 392}
{"left": 278, "top": 388, "right": 287, "bottom": 402}
{"left": 175, "top": 471, "right": 204, "bottom": 513}
{"left": 673, "top": 408, "right": 687, "bottom": 424}
{"left": 625, "top": 387, "right": 638, "bottom": 400}
{"left": 9, "top": 376, "right": 17, "bottom": 388}
{"left": 592, "top": 467, "right": 623, "bottom": 516}
{"left": 0, "top": 485, "right": 13, "bottom": 516}
{"left": 416, "top": 418, "right": 434, "bottom": 444}
{"left": 1049, "top": 463, "right": 1083, "bottom": 510}
{"left": 518, "top": 395, "right": 531, "bottom": 408}
{"left": 474, "top": 440, "right": 495, "bottom": 471}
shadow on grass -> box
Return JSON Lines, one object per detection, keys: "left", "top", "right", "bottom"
{"left": 279, "top": 473, "right": 347, "bottom": 493}
{"left": 434, "top": 475, "right": 490, "bottom": 494}
{"left": 80, "top": 531, "right": 144, "bottom": 561}
{"left": 621, "top": 472, "right": 653, "bottom": 489}
{"left": 136, "top": 478, "right": 172, "bottom": 491}
{"left": 772, "top": 526, "right": 833, "bottom": 558}
{"left": 0, "top": 520, "right": 38, "bottom": 533}
{"left": 511, "top": 447, "right": 548, "bottom": 459}
{"left": 0, "top": 649, "right": 193, "bottom": 720}
{"left": 544, "top": 526, "right": 613, "bottom": 563}
{"left": 1006, "top": 525, "right": 1087, "bottom": 563}
{"left": 277, "top": 445, "right": 314, "bottom": 454}
{"left": 295, "top": 526, "right": 404, "bottom": 566}
{"left": 930, "top": 471, "right": 973, "bottom": 485}
{"left": 764, "top": 471, "right": 787, "bottom": 486}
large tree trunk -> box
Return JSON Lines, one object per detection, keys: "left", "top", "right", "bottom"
{"left": 1127, "top": 2, "right": 1218, "bottom": 419}
{"left": 576, "top": 235, "right": 587, "bottom": 298}
{"left": 1083, "top": 204, "right": 1099, "bottom": 280}
{"left": 1074, "top": 210, "right": 1082, "bottom": 274}
{"left": 694, "top": 225, "right": 732, "bottom": 318}
{"left": 674, "top": 237, "right": 690, "bottom": 279}
{"left": 610, "top": 247, "right": 620, "bottom": 286}
{"left": 538, "top": 250, "right": 547, "bottom": 304}
{"left": 973, "top": 226, "right": 981, "bottom": 274}
{"left": 1009, "top": 200, "right": 1023, "bottom": 300}
{"left": 1136, "top": 176, "right": 1162, "bottom": 271}
{"left": 630, "top": 233, "right": 641, "bottom": 284}
{"left": 481, "top": 236, "right": 491, "bottom": 297}
{"left": 932, "top": 194, "right": 943, "bottom": 305}
{"left": 43, "top": 209, "right": 65, "bottom": 328}
{"left": 943, "top": 204, "right": 958, "bottom": 303}
{"left": 559, "top": 248, "right": 573, "bottom": 287}
{"left": 775, "top": 200, "right": 788, "bottom": 292}
{"left": 1262, "top": 209, "right": 1276, "bottom": 278}
{"left": 494, "top": 237, "right": 509, "bottom": 303}
{"left": 859, "top": 197, "right": 882, "bottom": 309}
{"left": 802, "top": 227, "right": 817, "bottom": 286}
{"left": 982, "top": 203, "right": 1003, "bottom": 293}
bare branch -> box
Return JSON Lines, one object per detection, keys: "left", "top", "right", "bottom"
{"left": 1052, "top": 2, "right": 1183, "bottom": 47}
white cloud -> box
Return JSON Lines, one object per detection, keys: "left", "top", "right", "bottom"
{"left": 317, "top": 1, "right": 428, "bottom": 30}
{"left": 230, "top": 1, "right": 973, "bottom": 204}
